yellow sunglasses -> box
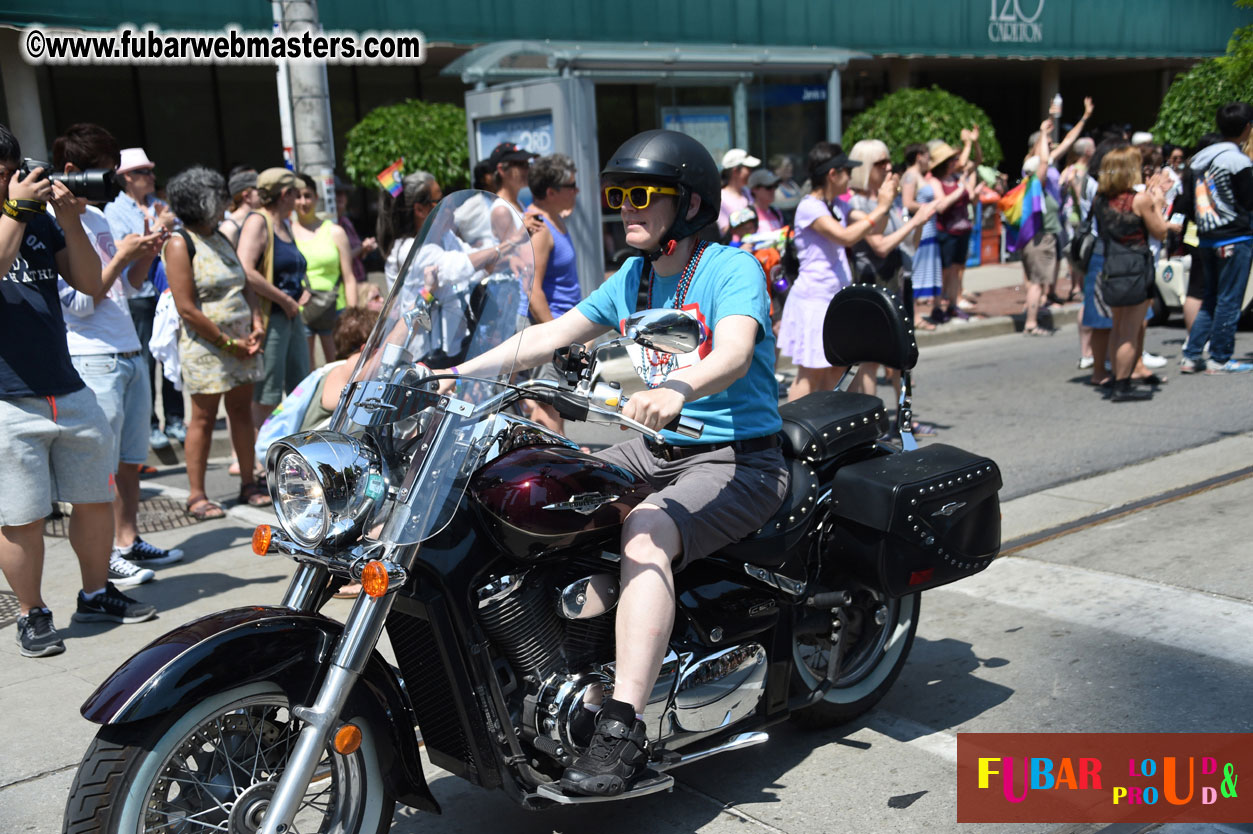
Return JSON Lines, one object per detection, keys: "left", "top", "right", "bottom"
{"left": 604, "top": 184, "right": 679, "bottom": 210}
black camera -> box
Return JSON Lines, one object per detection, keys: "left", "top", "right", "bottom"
{"left": 19, "top": 158, "right": 120, "bottom": 203}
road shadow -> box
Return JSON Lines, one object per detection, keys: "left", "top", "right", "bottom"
{"left": 385, "top": 634, "right": 1011, "bottom": 832}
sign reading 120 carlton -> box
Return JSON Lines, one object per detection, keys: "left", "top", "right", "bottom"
{"left": 988, "top": 0, "right": 1045, "bottom": 43}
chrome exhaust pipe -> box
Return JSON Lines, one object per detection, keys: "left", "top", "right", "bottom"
{"left": 655, "top": 732, "right": 769, "bottom": 772}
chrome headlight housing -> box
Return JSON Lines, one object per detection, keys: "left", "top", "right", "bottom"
{"left": 266, "top": 431, "right": 385, "bottom": 548}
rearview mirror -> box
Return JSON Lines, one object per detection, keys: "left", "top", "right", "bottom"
{"left": 621, "top": 309, "right": 706, "bottom": 355}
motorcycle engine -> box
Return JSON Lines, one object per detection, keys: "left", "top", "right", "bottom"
{"left": 475, "top": 557, "right": 769, "bottom": 759}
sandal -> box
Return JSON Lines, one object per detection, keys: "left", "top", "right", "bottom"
{"left": 913, "top": 318, "right": 937, "bottom": 332}
{"left": 1024, "top": 326, "right": 1056, "bottom": 336}
{"left": 186, "top": 495, "right": 226, "bottom": 520}
{"left": 911, "top": 421, "right": 938, "bottom": 437}
{"left": 239, "top": 482, "right": 272, "bottom": 507}
{"left": 138, "top": 464, "right": 159, "bottom": 476}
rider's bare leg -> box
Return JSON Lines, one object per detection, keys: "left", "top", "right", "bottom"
{"left": 610, "top": 503, "right": 680, "bottom": 713}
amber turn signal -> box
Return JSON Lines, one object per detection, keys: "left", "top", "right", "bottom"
{"left": 361, "top": 560, "right": 389, "bottom": 597}
{"left": 333, "top": 723, "right": 362, "bottom": 755}
{"left": 252, "top": 524, "right": 272, "bottom": 556}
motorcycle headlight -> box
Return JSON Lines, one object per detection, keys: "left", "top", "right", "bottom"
{"left": 267, "top": 431, "right": 385, "bottom": 548}
{"left": 274, "top": 451, "right": 328, "bottom": 545}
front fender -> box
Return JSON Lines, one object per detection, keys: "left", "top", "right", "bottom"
{"left": 82, "top": 605, "right": 439, "bottom": 814}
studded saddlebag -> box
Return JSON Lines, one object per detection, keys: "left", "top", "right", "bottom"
{"left": 826, "top": 444, "right": 1002, "bottom": 598}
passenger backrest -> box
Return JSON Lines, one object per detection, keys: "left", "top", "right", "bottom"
{"left": 822, "top": 285, "right": 918, "bottom": 371}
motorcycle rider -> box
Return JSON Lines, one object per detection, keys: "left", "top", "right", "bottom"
{"left": 442, "top": 129, "right": 788, "bottom": 796}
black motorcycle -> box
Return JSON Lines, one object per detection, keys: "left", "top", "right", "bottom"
{"left": 63, "top": 191, "right": 1001, "bottom": 834}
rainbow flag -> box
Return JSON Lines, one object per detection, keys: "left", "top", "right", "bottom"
{"left": 376, "top": 158, "right": 404, "bottom": 197}
{"left": 998, "top": 175, "right": 1044, "bottom": 253}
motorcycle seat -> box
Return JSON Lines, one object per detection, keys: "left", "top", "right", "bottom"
{"left": 778, "top": 391, "right": 888, "bottom": 463}
{"left": 718, "top": 457, "right": 821, "bottom": 568}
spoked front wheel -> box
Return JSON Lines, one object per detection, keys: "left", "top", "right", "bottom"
{"left": 63, "top": 683, "right": 394, "bottom": 834}
{"left": 791, "top": 589, "right": 920, "bottom": 728}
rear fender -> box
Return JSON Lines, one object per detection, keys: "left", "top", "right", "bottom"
{"left": 82, "top": 605, "right": 438, "bottom": 814}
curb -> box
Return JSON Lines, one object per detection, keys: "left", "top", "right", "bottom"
{"left": 915, "top": 305, "right": 1081, "bottom": 348}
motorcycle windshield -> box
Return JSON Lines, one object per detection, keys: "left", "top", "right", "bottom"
{"left": 330, "top": 189, "right": 534, "bottom": 545}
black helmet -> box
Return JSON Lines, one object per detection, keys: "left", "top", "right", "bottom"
{"left": 602, "top": 129, "right": 721, "bottom": 257}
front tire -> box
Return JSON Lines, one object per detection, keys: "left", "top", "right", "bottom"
{"left": 63, "top": 683, "right": 394, "bottom": 834}
{"left": 791, "top": 589, "right": 920, "bottom": 729}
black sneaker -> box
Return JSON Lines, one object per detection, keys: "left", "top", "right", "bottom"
{"left": 16, "top": 608, "right": 65, "bottom": 658}
{"left": 108, "top": 551, "right": 155, "bottom": 587}
{"left": 560, "top": 698, "right": 648, "bottom": 797}
{"left": 121, "top": 536, "right": 183, "bottom": 566}
{"left": 73, "top": 583, "right": 157, "bottom": 624}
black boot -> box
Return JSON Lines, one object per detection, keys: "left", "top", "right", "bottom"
{"left": 560, "top": 698, "right": 648, "bottom": 796}
{"left": 1109, "top": 377, "right": 1153, "bottom": 402}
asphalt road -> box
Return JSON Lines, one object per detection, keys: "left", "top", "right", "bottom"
{"left": 4, "top": 318, "right": 1253, "bottom": 834}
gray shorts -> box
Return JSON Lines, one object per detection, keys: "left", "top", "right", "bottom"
{"left": 71, "top": 352, "right": 151, "bottom": 465}
{"left": 0, "top": 386, "right": 116, "bottom": 526}
{"left": 1022, "top": 233, "right": 1059, "bottom": 285}
{"left": 595, "top": 435, "right": 789, "bottom": 570}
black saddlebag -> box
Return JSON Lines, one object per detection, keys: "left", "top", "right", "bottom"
{"left": 827, "top": 444, "right": 1002, "bottom": 598}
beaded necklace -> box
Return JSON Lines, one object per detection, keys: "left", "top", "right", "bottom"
{"left": 645, "top": 239, "right": 710, "bottom": 312}
{"left": 637, "top": 240, "right": 709, "bottom": 389}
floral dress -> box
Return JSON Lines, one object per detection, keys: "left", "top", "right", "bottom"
{"left": 177, "top": 229, "right": 263, "bottom": 395}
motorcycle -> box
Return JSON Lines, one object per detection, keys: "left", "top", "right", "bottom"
{"left": 63, "top": 191, "right": 1003, "bottom": 834}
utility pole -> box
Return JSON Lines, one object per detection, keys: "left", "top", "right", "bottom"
{"left": 273, "top": 0, "right": 338, "bottom": 218}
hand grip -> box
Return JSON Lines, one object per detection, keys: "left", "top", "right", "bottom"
{"left": 664, "top": 414, "right": 704, "bottom": 439}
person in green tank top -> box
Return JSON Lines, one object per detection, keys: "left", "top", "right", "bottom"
{"left": 292, "top": 173, "right": 358, "bottom": 369}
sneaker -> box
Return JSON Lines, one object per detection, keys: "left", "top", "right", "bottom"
{"left": 16, "top": 608, "right": 65, "bottom": 657}
{"left": 163, "top": 418, "right": 187, "bottom": 444}
{"left": 118, "top": 536, "right": 183, "bottom": 567}
{"left": 1179, "top": 358, "right": 1206, "bottom": 374}
{"left": 1142, "top": 351, "right": 1168, "bottom": 369}
{"left": 560, "top": 699, "right": 648, "bottom": 797}
{"left": 149, "top": 425, "right": 170, "bottom": 451}
{"left": 108, "top": 551, "right": 155, "bottom": 587}
{"left": 1077, "top": 356, "right": 1095, "bottom": 370}
{"left": 1205, "top": 359, "right": 1253, "bottom": 375}
{"left": 73, "top": 582, "right": 157, "bottom": 624}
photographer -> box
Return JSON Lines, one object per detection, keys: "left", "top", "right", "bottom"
{"left": 0, "top": 123, "right": 155, "bottom": 660}
{"left": 105, "top": 147, "right": 185, "bottom": 450}
{"left": 54, "top": 123, "right": 183, "bottom": 582}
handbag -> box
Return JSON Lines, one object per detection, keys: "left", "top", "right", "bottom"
{"left": 1098, "top": 237, "right": 1152, "bottom": 307}
{"left": 302, "top": 288, "right": 339, "bottom": 330}
{"left": 1068, "top": 195, "right": 1098, "bottom": 271}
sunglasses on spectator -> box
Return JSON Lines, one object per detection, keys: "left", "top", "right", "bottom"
{"left": 604, "top": 184, "right": 679, "bottom": 210}
{"left": 873, "top": 159, "right": 892, "bottom": 168}
{"left": 554, "top": 180, "right": 579, "bottom": 191}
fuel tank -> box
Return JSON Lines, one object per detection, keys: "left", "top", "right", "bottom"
{"left": 469, "top": 444, "right": 653, "bottom": 562}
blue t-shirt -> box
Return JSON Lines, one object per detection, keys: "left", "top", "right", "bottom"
{"left": 577, "top": 243, "right": 781, "bottom": 446}
{"left": 1, "top": 214, "right": 82, "bottom": 397}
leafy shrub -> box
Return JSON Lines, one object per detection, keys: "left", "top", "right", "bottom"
{"left": 843, "top": 85, "right": 1003, "bottom": 167}
{"left": 1151, "top": 59, "right": 1253, "bottom": 147}
{"left": 343, "top": 100, "right": 469, "bottom": 191}
{"left": 1153, "top": 2, "right": 1253, "bottom": 148}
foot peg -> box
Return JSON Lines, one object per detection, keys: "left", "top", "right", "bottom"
{"left": 535, "top": 771, "right": 674, "bottom": 804}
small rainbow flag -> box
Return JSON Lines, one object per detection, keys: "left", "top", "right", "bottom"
{"left": 998, "top": 175, "right": 1044, "bottom": 253}
{"left": 376, "top": 158, "right": 404, "bottom": 197}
